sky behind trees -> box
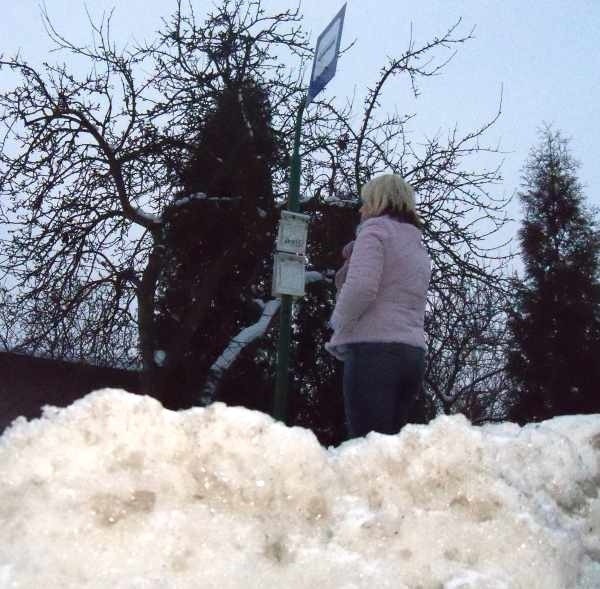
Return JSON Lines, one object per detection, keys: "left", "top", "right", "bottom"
{"left": 2, "top": 0, "right": 599, "bottom": 246}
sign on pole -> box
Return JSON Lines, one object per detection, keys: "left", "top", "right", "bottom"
{"left": 272, "top": 253, "right": 306, "bottom": 298}
{"left": 276, "top": 211, "right": 310, "bottom": 255}
{"left": 306, "top": 4, "right": 346, "bottom": 104}
{"left": 272, "top": 212, "right": 309, "bottom": 297}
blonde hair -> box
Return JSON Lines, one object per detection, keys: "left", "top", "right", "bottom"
{"left": 360, "top": 174, "right": 422, "bottom": 228}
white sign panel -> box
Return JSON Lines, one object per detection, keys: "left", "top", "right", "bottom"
{"left": 272, "top": 253, "right": 306, "bottom": 297}
{"left": 307, "top": 4, "right": 346, "bottom": 104}
{"left": 276, "top": 211, "right": 310, "bottom": 255}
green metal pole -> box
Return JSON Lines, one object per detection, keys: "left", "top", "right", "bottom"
{"left": 274, "top": 97, "right": 306, "bottom": 423}
{"left": 274, "top": 295, "right": 292, "bottom": 422}
{"left": 287, "top": 98, "right": 306, "bottom": 214}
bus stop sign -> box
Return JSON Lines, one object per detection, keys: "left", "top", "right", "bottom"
{"left": 306, "top": 4, "right": 346, "bottom": 104}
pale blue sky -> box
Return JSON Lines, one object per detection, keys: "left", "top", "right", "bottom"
{"left": 2, "top": 0, "right": 600, "bottom": 234}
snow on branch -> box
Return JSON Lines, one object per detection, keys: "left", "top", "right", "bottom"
{"left": 305, "top": 271, "right": 328, "bottom": 285}
{"left": 237, "top": 89, "right": 255, "bottom": 140}
{"left": 199, "top": 271, "right": 330, "bottom": 405}
{"left": 173, "top": 194, "right": 242, "bottom": 208}
{"left": 200, "top": 299, "right": 281, "bottom": 405}
{"left": 133, "top": 207, "right": 162, "bottom": 226}
{"left": 173, "top": 193, "right": 207, "bottom": 207}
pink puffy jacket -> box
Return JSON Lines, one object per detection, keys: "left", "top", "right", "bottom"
{"left": 326, "top": 215, "right": 431, "bottom": 360}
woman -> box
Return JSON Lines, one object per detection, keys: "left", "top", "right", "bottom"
{"left": 326, "top": 174, "right": 431, "bottom": 439}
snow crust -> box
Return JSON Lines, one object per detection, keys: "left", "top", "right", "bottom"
{"left": 1, "top": 389, "right": 599, "bottom": 588}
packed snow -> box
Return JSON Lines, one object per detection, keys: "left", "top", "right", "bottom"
{"left": 1, "top": 389, "right": 599, "bottom": 588}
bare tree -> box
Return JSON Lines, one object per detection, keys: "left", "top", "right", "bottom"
{"left": 424, "top": 273, "right": 512, "bottom": 422}
{"left": 0, "top": 1, "right": 312, "bottom": 394}
{"left": 1, "top": 2, "right": 512, "bottom": 408}
{"left": 297, "top": 21, "right": 513, "bottom": 423}
{"left": 302, "top": 20, "right": 510, "bottom": 285}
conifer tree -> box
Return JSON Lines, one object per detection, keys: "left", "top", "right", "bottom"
{"left": 153, "top": 80, "right": 281, "bottom": 408}
{"left": 507, "top": 128, "right": 600, "bottom": 420}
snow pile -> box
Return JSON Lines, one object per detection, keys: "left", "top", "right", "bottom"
{"left": 1, "top": 389, "right": 599, "bottom": 588}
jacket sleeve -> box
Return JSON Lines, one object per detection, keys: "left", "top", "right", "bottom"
{"left": 330, "top": 221, "right": 385, "bottom": 330}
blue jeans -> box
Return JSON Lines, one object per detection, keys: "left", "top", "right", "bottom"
{"left": 343, "top": 342, "right": 425, "bottom": 439}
